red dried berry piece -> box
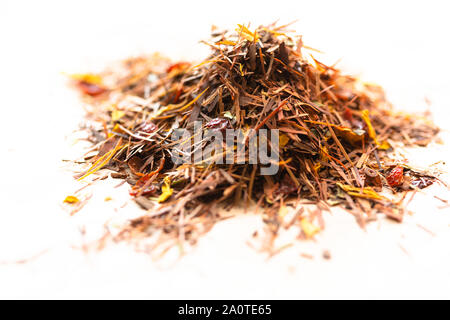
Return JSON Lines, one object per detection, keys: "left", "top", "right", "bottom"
{"left": 137, "top": 121, "right": 157, "bottom": 134}
{"left": 204, "top": 118, "right": 231, "bottom": 131}
{"left": 166, "top": 62, "right": 190, "bottom": 74}
{"left": 129, "top": 173, "right": 157, "bottom": 197}
{"left": 77, "top": 81, "right": 107, "bottom": 97}
{"left": 172, "top": 86, "right": 183, "bottom": 103}
{"left": 274, "top": 175, "right": 298, "bottom": 197}
{"left": 342, "top": 107, "right": 353, "bottom": 122}
{"left": 386, "top": 166, "right": 404, "bottom": 187}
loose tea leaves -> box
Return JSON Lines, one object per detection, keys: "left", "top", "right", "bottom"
{"left": 70, "top": 23, "right": 441, "bottom": 251}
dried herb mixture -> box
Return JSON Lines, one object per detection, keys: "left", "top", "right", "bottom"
{"left": 69, "top": 23, "right": 441, "bottom": 250}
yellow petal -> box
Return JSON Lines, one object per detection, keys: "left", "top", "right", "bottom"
{"left": 337, "top": 182, "right": 384, "bottom": 200}
{"left": 236, "top": 24, "right": 259, "bottom": 42}
{"left": 77, "top": 139, "right": 127, "bottom": 181}
{"left": 64, "top": 195, "right": 79, "bottom": 204}
{"left": 111, "top": 110, "right": 125, "bottom": 122}
{"left": 157, "top": 177, "right": 173, "bottom": 203}
{"left": 319, "top": 146, "right": 329, "bottom": 162}
{"left": 279, "top": 133, "right": 290, "bottom": 148}
{"left": 378, "top": 140, "right": 391, "bottom": 150}
{"left": 278, "top": 205, "right": 289, "bottom": 219}
{"left": 300, "top": 218, "right": 320, "bottom": 238}
{"left": 361, "top": 110, "right": 379, "bottom": 145}
{"left": 69, "top": 73, "right": 102, "bottom": 84}
{"left": 239, "top": 63, "right": 244, "bottom": 76}
{"left": 216, "top": 40, "right": 236, "bottom": 46}
{"left": 314, "top": 162, "right": 322, "bottom": 172}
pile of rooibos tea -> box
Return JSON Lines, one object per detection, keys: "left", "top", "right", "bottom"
{"left": 69, "top": 23, "right": 441, "bottom": 251}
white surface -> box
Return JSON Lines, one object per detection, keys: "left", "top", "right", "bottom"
{"left": 0, "top": 0, "right": 449, "bottom": 299}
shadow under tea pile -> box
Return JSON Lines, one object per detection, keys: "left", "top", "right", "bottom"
{"left": 70, "top": 24, "right": 440, "bottom": 249}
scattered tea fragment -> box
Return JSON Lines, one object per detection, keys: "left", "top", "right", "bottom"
{"left": 63, "top": 195, "right": 80, "bottom": 204}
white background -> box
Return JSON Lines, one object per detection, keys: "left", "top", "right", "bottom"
{"left": 0, "top": 0, "right": 449, "bottom": 299}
